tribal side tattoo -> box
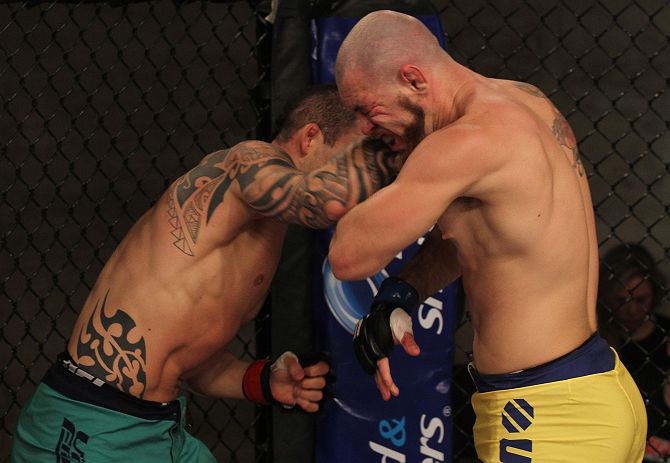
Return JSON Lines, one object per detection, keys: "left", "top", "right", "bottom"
{"left": 168, "top": 138, "right": 395, "bottom": 255}
{"left": 513, "top": 82, "right": 584, "bottom": 176}
{"left": 75, "top": 291, "right": 147, "bottom": 398}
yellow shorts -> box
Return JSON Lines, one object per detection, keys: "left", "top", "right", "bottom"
{"left": 470, "top": 335, "right": 646, "bottom": 463}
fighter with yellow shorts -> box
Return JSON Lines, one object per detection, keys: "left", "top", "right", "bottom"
{"left": 469, "top": 334, "right": 646, "bottom": 463}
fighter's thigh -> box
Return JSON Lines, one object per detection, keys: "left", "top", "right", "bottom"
{"left": 472, "top": 372, "right": 644, "bottom": 463}
{"left": 11, "top": 384, "right": 179, "bottom": 463}
{"left": 176, "top": 432, "right": 217, "bottom": 463}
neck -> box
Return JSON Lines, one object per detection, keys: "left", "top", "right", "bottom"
{"left": 431, "top": 62, "right": 476, "bottom": 130}
{"left": 271, "top": 139, "right": 300, "bottom": 167}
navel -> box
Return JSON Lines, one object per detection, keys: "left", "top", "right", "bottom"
{"left": 254, "top": 274, "right": 265, "bottom": 286}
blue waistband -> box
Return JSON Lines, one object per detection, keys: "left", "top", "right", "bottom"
{"left": 41, "top": 352, "right": 182, "bottom": 421}
{"left": 469, "top": 334, "right": 615, "bottom": 393}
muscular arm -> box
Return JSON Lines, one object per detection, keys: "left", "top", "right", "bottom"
{"left": 183, "top": 351, "right": 247, "bottom": 400}
{"left": 183, "top": 351, "right": 249, "bottom": 399}
{"left": 329, "top": 129, "right": 478, "bottom": 280}
{"left": 235, "top": 137, "right": 396, "bottom": 227}
{"left": 168, "top": 137, "right": 396, "bottom": 255}
{"left": 397, "top": 227, "right": 461, "bottom": 301}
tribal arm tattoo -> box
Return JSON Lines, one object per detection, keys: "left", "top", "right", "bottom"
{"left": 74, "top": 291, "right": 147, "bottom": 398}
{"left": 235, "top": 137, "right": 396, "bottom": 228}
{"left": 167, "top": 139, "right": 396, "bottom": 254}
{"left": 167, "top": 148, "right": 232, "bottom": 256}
{"left": 512, "top": 82, "right": 584, "bottom": 176}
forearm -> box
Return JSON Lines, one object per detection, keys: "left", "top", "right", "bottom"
{"left": 313, "top": 137, "right": 397, "bottom": 219}
{"left": 183, "top": 352, "right": 248, "bottom": 400}
{"left": 397, "top": 227, "right": 461, "bottom": 302}
{"left": 330, "top": 219, "right": 401, "bottom": 280}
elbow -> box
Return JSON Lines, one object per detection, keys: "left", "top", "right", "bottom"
{"left": 328, "top": 251, "right": 354, "bottom": 281}
{"left": 328, "top": 243, "right": 372, "bottom": 282}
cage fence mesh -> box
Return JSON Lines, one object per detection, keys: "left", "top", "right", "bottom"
{"left": 1, "top": 0, "right": 669, "bottom": 462}
{"left": 1, "top": 1, "right": 272, "bottom": 461}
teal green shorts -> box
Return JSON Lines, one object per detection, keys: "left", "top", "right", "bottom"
{"left": 11, "top": 354, "right": 216, "bottom": 463}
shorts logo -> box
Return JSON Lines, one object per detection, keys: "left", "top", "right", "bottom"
{"left": 500, "top": 399, "right": 533, "bottom": 462}
{"left": 502, "top": 399, "right": 533, "bottom": 432}
{"left": 501, "top": 438, "right": 532, "bottom": 463}
{"left": 56, "top": 417, "right": 89, "bottom": 462}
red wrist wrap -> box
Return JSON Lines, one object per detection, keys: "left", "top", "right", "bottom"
{"left": 243, "top": 359, "right": 272, "bottom": 405}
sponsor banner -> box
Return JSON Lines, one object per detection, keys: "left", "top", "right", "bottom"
{"left": 313, "top": 227, "right": 458, "bottom": 463}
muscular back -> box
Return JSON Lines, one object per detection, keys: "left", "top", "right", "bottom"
{"left": 68, "top": 137, "right": 395, "bottom": 401}
{"left": 437, "top": 80, "right": 599, "bottom": 374}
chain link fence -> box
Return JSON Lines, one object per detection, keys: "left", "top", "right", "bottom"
{"left": 0, "top": 1, "right": 273, "bottom": 461}
{"left": 1, "top": 0, "right": 669, "bottom": 462}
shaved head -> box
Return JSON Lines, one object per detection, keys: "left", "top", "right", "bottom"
{"left": 335, "top": 10, "right": 445, "bottom": 85}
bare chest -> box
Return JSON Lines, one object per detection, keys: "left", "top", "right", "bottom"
{"left": 438, "top": 196, "right": 484, "bottom": 240}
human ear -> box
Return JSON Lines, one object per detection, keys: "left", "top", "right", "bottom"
{"left": 400, "top": 64, "right": 427, "bottom": 91}
{"left": 300, "top": 123, "right": 322, "bottom": 156}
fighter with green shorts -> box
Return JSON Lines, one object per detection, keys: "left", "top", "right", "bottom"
{"left": 12, "top": 352, "right": 215, "bottom": 463}
{"left": 11, "top": 85, "right": 383, "bottom": 462}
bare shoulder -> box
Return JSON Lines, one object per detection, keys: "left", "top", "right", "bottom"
{"left": 508, "top": 81, "right": 548, "bottom": 99}
{"left": 398, "top": 89, "right": 550, "bottom": 201}
{"left": 500, "top": 80, "right": 584, "bottom": 175}
{"left": 163, "top": 140, "right": 297, "bottom": 256}
{"left": 428, "top": 96, "right": 533, "bottom": 160}
{"left": 173, "top": 141, "right": 295, "bottom": 204}
{"left": 469, "top": 83, "right": 558, "bottom": 151}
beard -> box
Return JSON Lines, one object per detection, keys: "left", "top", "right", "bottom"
{"left": 394, "top": 95, "right": 426, "bottom": 168}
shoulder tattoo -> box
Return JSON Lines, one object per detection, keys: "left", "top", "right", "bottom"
{"left": 512, "top": 82, "right": 584, "bottom": 176}
{"left": 512, "top": 82, "right": 546, "bottom": 99}
{"left": 551, "top": 106, "right": 584, "bottom": 176}
{"left": 166, "top": 139, "right": 395, "bottom": 250}
{"left": 166, "top": 143, "right": 294, "bottom": 255}
{"left": 74, "top": 291, "right": 147, "bottom": 398}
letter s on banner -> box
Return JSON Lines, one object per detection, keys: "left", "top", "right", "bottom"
{"left": 420, "top": 415, "right": 445, "bottom": 462}
{"left": 418, "top": 297, "right": 443, "bottom": 335}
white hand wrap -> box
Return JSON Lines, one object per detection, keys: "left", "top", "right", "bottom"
{"left": 390, "top": 307, "right": 413, "bottom": 343}
{"left": 271, "top": 351, "right": 299, "bottom": 372}
{"left": 271, "top": 351, "right": 299, "bottom": 409}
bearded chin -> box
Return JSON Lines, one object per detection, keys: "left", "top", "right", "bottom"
{"left": 397, "top": 98, "right": 427, "bottom": 167}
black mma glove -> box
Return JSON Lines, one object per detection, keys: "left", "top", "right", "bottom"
{"left": 353, "top": 277, "right": 421, "bottom": 375}
{"left": 290, "top": 351, "right": 337, "bottom": 417}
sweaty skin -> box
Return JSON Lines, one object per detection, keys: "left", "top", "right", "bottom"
{"left": 329, "top": 12, "right": 599, "bottom": 399}
{"left": 68, "top": 134, "right": 395, "bottom": 405}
